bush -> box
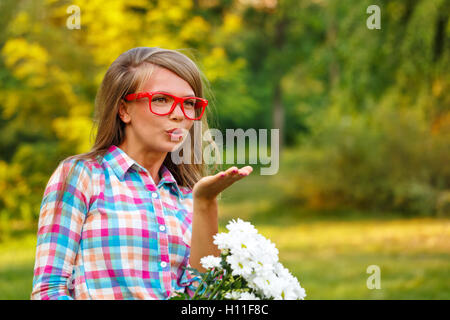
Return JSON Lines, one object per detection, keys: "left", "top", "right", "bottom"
{"left": 288, "top": 102, "right": 450, "bottom": 215}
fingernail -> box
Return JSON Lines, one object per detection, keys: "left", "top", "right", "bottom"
{"left": 220, "top": 173, "right": 225, "bottom": 177}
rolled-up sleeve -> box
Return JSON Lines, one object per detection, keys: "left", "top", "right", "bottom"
{"left": 31, "top": 158, "right": 92, "bottom": 300}
{"left": 177, "top": 261, "right": 202, "bottom": 297}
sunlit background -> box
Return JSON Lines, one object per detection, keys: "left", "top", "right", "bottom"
{"left": 0, "top": 0, "right": 449, "bottom": 299}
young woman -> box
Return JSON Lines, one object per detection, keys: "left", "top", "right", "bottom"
{"left": 31, "top": 47, "right": 252, "bottom": 300}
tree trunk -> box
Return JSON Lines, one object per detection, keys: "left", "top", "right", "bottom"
{"left": 272, "top": 81, "right": 284, "bottom": 157}
{"left": 271, "top": 16, "right": 287, "bottom": 158}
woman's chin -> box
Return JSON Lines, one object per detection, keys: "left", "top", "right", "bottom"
{"left": 164, "top": 137, "right": 187, "bottom": 152}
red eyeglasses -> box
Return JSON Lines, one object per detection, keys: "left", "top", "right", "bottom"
{"left": 124, "top": 91, "right": 208, "bottom": 120}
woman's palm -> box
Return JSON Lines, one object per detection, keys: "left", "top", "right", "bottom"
{"left": 192, "top": 166, "right": 253, "bottom": 200}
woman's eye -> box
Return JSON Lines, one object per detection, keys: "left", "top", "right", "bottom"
{"left": 185, "top": 100, "right": 195, "bottom": 107}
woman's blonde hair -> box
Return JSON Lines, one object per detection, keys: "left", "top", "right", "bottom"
{"left": 56, "top": 47, "right": 219, "bottom": 204}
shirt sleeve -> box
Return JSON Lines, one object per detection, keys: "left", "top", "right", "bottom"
{"left": 177, "top": 261, "right": 202, "bottom": 298}
{"left": 31, "top": 158, "right": 92, "bottom": 300}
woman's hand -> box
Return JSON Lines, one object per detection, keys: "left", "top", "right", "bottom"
{"left": 192, "top": 166, "right": 253, "bottom": 201}
{"left": 189, "top": 165, "right": 253, "bottom": 272}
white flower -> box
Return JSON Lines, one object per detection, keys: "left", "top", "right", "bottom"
{"left": 226, "top": 218, "right": 258, "bottom": 235}
{"left": 226, "top": 254, "right": 253, "bottom": 278}
{"left": 205, "top": 219, "right": 306, "bottom": 300}
{"left": 228, "top": 234, "right": 256, "bottom": 260}
{"left": 239, "top": 292, "right": 260, "bottom": 300}
{"left": 248, "top": 270, "right": 278, "bottom": 298}
{"left": 213, "top": 232, "right": 233, "bottom": 250}
{"left": 262, "top": 262, "right": 306, "bottom": 300}
{"left": 224, "top": 291, "right": 241, "bottom": 300}
{"left": 224, "top": 290, "right": 260, "bottom": 300}
{"left": 248, "top": 235, "right": 279, "bottom": 264}
{"left": 245, "top": 262, "right": 306, "bottom": 300}
{"left": 294, "top": 285, "right": 307, "bottom": 300}
{"left": 200, "top": 255, "right": 222, "bottom": 270}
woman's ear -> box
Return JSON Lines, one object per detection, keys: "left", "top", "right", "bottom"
{"left": 118, "top": 99, "right": 131, "bottom": 124}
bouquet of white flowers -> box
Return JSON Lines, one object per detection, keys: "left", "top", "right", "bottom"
{"left": 171, "top": 219, "right": 306, "bottom": 300}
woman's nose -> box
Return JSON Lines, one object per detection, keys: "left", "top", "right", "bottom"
{"left": 169, "top": 103, "right": 185, "bottom": 120}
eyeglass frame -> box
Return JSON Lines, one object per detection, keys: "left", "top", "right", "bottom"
{"left": 124, "top": 91, "right": 208, "bottom": 120}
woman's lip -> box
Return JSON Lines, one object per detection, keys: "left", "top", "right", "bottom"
{"left": 166, "top": 131, "right": 183, "bottom": 140}
{"left": 166, "top": 128, "right": 183, "bottom": 134}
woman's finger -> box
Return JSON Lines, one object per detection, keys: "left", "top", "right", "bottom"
{"left": 238, "top": 166, "right": 253, "bottom": 176}
{"left": 218, "top": 166, "right": 253, "bottom": 179}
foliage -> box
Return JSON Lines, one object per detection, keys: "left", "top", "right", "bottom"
{"left": 0, "top": 0, "right": 449, "bottom": 236}
{"left": 290, "top": 102, "right": 450, "bottom": 214}
{"left": 284, "top": 0, "right": 450, "bottom": 215}
{"left": 0, "top": 0, "right": 245, "bottom": 237}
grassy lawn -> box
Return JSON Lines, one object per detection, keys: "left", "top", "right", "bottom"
{"left": 1, "top": 150, "right": 449, "bottom": 299}
{"left": 260, "top": 219, "right": 450, "bottom": 299}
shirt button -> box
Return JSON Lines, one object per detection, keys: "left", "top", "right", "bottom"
{"left": 152, "top": 192, "right": 158, "bottom": 199}
{"left": 159, "top": 225, "right": 166, "bottom": 232}
{"left": 160, "top": 261, "right": 167, "bottom": 268}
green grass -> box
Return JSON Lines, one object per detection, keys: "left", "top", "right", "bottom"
{"left": 0, "top": 233, "right": 36, "bottom": 299}
{"left": 256, "top": 219, "right": 450, "bottom": 299}
{"left": 1, "top": 148, "right": 449, "bottom": 299}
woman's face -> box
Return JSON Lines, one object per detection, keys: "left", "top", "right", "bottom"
{"left": 119, "top": 65, "right": 195, "bottom": 153}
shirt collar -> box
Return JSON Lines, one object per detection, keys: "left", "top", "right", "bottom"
{"left": 104, "top": 145, "right": 185, "bottom": 199}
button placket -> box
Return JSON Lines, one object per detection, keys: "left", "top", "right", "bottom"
{"left": 141, "top": 174, "right": 171, "bottom": 293}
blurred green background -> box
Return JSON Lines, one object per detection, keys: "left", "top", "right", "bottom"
{"left": 0, "top": 0, "right": 449, "bottom": 299}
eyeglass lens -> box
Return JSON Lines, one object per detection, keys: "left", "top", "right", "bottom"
{"left": 150, "top": 93, "right": 203, "bottom": 119}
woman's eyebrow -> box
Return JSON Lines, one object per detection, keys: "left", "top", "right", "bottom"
{"left": 156, "top": 90, "right": 195, "bottom": 97}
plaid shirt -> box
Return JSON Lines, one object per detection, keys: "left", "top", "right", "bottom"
{"left": 31, "top": 145, "right": 198, "bottom": 299}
